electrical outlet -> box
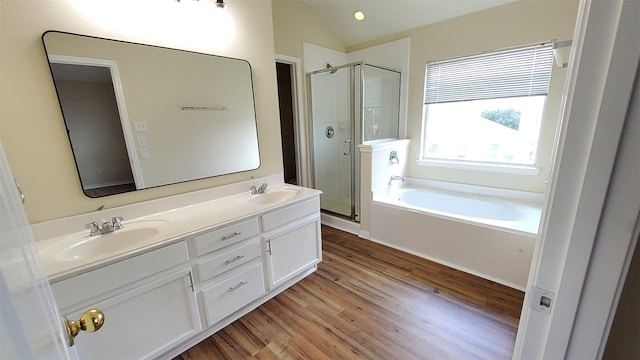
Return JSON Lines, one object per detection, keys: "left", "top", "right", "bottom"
{"left": 139, "top": 147, "right": 149, "bottom": 159}
{"left": 134, "top": 121, "right": 148, "bottom": 131}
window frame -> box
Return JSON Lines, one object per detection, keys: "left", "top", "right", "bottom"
{"left": 419, "top": 43, "right": 555, "bottom": 174}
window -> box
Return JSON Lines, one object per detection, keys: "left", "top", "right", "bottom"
{"left": 421, "top": 44, "right": 554, "bottom": 170}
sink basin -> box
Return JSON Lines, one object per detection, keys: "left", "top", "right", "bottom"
{"left": 53, "top": 220, "right": 169, "bottom": 261}
{"left": 247, "top": 189, "right": 300, "bottom": 205}
{"left": 60, "top": 228, "right": 159, "bottom": 261}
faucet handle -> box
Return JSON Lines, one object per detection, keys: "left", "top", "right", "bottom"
{"left": 112, "top": 216, "right": 124, "bottom": 230}
{"left": 260, "top": 183, "right": 268, "bottom": 191}
{"left": 250, "top": 185, "right": 258, "bottom": 194}
{"left": 85, "top": 222, "right": 100, "bottom": 236}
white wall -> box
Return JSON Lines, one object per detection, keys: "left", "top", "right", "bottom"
{"left": 302, "top": 42, "right": 348, "bottom": 73}
{"left": 349, "top": 38, "right": 410, "bottom": 138}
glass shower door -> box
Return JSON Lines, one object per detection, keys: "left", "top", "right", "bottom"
{"left": 308, "top": 65, "right": 358, "bottom": 220}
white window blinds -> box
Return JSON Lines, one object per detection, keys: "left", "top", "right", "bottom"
{"left": 424, "top": 44, "right": 554, "bottom": 104}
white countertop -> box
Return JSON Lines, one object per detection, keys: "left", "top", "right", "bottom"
{"left": 34, "top": 176, "right": 321, "bottom": 281}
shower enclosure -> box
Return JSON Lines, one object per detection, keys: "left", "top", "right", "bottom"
{"left": 307, "top": 62, "right": 401, "bottom": 222}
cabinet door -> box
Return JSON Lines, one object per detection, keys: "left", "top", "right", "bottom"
{"left": 65, "top": 268, "right": 200, "bottom": 360}
{"left": 264, "top": 219, "right": 321, "bottom": 289}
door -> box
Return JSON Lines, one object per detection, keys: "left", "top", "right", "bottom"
{"left": 513, "top": 0, "right": 640, "bottom": 357}
{"left": 0, "top": 140, "right": 74, "bottom": 359}
{"left": 307, "top": 64, "right": 360, "bottom": 221}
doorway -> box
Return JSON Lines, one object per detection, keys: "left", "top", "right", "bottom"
{"left": 275, "top": 61, "right": 298, "bottom": 185}
{"left": 48, "top": 59, "right": 139, "bottom": 197}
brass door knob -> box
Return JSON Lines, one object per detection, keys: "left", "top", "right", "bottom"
{"left": 63, "top": 309, "right": 105, "bottom": 346}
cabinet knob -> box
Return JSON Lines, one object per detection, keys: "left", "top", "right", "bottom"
{"left": 63, "top": 308, "right": 105, "bottom": 346}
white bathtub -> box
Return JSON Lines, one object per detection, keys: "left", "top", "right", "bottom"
{"left": 370, "top": 180, "right": 543, "bottom": 290}
{"left": 375, "top": 185, "right": 541, "bottom": 234}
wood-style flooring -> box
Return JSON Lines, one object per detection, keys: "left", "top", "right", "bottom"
{"left": 174, "top": 225, "right": 525, "bottom": 359}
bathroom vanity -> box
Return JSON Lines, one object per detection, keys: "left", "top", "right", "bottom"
{"left": 34, "top": 177, "right": 321, "bottom": 359}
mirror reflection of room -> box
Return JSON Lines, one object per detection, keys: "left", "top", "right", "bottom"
{"left": 49, "top": 62, "right": 135, "bottom": 197}
{"left": 43, "top": 31, "right": 261, "bottom": 198}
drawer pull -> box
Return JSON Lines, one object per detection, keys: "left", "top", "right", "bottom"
{"left": 224, "top": 255, "right": 245, "bottom": 265}
{"left": 221, "top": 232, "right": 241, "bottom": 241}
{"left": 228, "top": 281, "right": 248, "bottom": 293}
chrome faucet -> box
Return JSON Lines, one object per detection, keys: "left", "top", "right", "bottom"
{"left": 85, "top": 216, "right": 124, "bottom": 236}
{"left": 389, "top": 175, "right": 406, "bottom": 184}
{"left": 250, "top": 183, "right": 268, "bottom": 195}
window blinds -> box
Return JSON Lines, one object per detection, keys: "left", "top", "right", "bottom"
{"left": 424, "top": 44, "right": 554, "bottom": 104}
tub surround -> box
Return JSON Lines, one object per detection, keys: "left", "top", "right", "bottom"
{"left": 34, "top": 175, "right": 322, "bottom": 359}
{"left": 358, "top": 139, "right": 411, "bottom": 238}
{"left": 369, "top": 179, "right": 541, "bottom": 290}
{"left": 370, "top": 198, "right": 535, "bottom": 290}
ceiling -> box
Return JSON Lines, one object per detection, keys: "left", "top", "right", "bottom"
{"left": 300, "top": 0, "right": 520, "bottom": 47}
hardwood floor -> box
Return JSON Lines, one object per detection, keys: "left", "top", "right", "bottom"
{"left": 174, "top": 226, "right": 525, "bottom": 359}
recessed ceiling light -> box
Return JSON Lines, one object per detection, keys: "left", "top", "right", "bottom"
{"left": 353, "top": 10, "right": 365, "bottom": 21}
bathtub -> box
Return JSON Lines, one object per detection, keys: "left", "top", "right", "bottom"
{"left": 369, "top": 180, "right": 543, "bottom": 290}
{"left": 376, "top": 185, "right": 541, "bottom": 234}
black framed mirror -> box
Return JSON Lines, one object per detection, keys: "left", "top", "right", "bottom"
{"left": 43, "top": 31, "right": 260, "bottom": 197}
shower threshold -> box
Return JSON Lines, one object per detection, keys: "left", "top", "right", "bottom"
{"left": 321, "top": 208, "right": 359, "bottom": 223}
{"left": 320, "top": 210, "right": 361, "bottom": 236}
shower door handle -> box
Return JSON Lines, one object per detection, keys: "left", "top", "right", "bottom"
{"left": 343, "top": 140, "right": 351, "bottom": 155}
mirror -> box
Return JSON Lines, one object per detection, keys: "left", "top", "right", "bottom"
{"left": 42, "top": 31, "right": 260, "bottom": 197}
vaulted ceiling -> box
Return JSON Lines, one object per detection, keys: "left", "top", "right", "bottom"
{"left": 300, "top": 0, "right": 520, "bottom": 46}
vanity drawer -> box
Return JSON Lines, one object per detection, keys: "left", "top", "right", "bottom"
{"left": 261, "top": 197, "right": 320, "bottom": 232}
{"left": 195, "top": 238, "right": 261, "bottom": 283}
{"left": 201, "top": 262, "right": 266, "bottom": 327}
{"left": 192, "top": 217, "right": 259, "bottom": 257}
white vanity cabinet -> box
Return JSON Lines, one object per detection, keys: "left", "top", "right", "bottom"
{"left": 262, "top": 197, "right": 322, "bottom": 289}
{"left": 50, "top": 242, "right": 201, "bottom": 360}
{"left": 41, "top": 184, "right": 323, "bottom": 359}
{"left": 189, "top": 217, "right": 267, "bottom": 328}
{"left": 188, "top": 197, "right": 321, "bottom": 330}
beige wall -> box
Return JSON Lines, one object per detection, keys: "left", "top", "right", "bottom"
{"left": 351, "top": 0, "right": 579, "bottom": 193}
{"left": 0, "top": 0, "right": 282, "bottom": 223}
{"left": 271, "top": 0, "right": 347, "bottom": 187}
{"left": 272, "top": 0, "right": 346, "bottom": 58}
